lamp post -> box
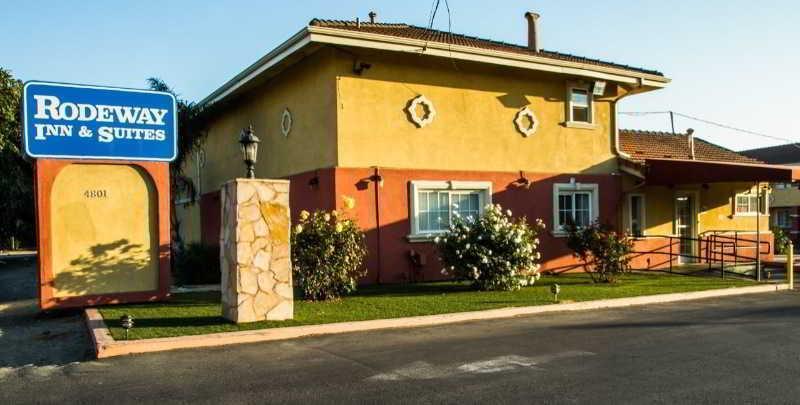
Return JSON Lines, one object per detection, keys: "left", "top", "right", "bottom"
{"left": 120, "top": 314, "right": 134, "bottom": 340}
{"left": 239, "top": 124, "right": 260, "bottom": 179}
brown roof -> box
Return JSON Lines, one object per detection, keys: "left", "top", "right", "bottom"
{"left": 309, "top": 19, "right": 664, "bottom": 77}
{"left": 619, "top": 129, "right": 762, "bottom": 164}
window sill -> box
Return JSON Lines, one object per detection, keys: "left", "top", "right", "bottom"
{"left": 406, "top": 233, "right": 440, "bottom": 243}
{"left": 564, "top": 121, "right": 598, "bottom": 130}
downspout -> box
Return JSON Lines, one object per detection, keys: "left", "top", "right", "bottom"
{"left": 611, "top": 85, "right": 639, "bottom": 232}
{"left": 371, "top": 167, "right": 383, "bottom": 284}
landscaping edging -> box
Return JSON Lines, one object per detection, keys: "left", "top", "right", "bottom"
{"left": 85, "top": 283, "right": 790, "bottom": 359}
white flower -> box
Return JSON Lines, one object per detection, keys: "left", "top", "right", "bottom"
{"left": 323, "top": 213, "right": 331, "bottom": 221}
{"left": 482, "top": 257, "right": 489, "bottom": 263}
{"left": 299, "top": 210, "right": 310, "bottom": 220}
{"left": 434, "top": 236, "right": 440, "bottom": 243}
{"left": 440, "top": 268, "right": 448, "bottom": 275}
{"left": 465, "top": 243, "right": 471, "bottom": 250}
{"left": 535, "top": 252, "right": 541, "bottom": 259}
{"left": 294, "top": 224, "right": 303, "bottom": 234}
{"left": 506, "top": 209, "right": 513, "bottom": 216}
{"left": 335, "top": 222, "right": 344, "bottom": 233}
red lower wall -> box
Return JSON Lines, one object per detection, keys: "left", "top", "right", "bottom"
{"left": 325, "top": 167, "right": 622, "bottom": 284}
{"left": 195, "top": 166, "right": 775, "bottom": 285}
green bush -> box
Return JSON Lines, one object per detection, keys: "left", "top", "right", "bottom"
{"left": 772, "top": 227, "right": 791, "bottom": 255}
{"left": 435, "top": 204, "right": 544, "bottom": 291}
{"left": 173, "top": 242, "right": 221, "bottom": 285}
{"left": 291, "top": 209, "right": 368, "bottom": 301}
{"left": 566, "top": 221, "right": 633, "bottom": 283}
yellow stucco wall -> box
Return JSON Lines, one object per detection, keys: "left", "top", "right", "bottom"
{"left": 334, "top": 51, "right": 618, "bottom": 174}
{"left": 50, "top": 164, "right": 159, "bottom": 297}
{"left": 196, "top": 48, "right": 340, "bottom": 193}
{"left": 623, "top": 182, "right": 771, "bottom": 236}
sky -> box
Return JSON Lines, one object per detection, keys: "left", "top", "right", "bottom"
{"left": 2, "top": 1, "right": 798, "bottom": 151}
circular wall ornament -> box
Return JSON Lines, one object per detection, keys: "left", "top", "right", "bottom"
{"left": 514, "top": 106, "right": 539, "bottom": 137}
{"left": 280, "top": 108, "right": 293, "bottom": 137}
{"left": 405, "top": 95, "right": 436, "bottom": 128}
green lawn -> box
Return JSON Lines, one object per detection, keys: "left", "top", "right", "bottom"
{"left": 98, "top": 272, "right": 752, "bottom": 340}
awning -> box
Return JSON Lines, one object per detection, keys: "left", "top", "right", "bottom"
{"left": 640, "top": 158, "right": 800, "bottom": 185}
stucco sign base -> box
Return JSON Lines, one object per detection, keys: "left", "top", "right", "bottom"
{"left": 85, "top": 283, "right": 789, "bottom": 359}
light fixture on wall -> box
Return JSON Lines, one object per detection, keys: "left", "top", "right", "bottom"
{"left": 239, "top": 124, "right": 260, "bottom": 179}
{"left": 308, "top": 170, "right": 320, "bottom": 189}
{"left": 369, "top": 173, "right": 384, "bottom": 188}
{"left": 592, "top": 80, "right": 607, "bottom": 96}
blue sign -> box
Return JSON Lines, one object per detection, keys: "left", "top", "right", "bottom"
{"left": 23, "top": 81, "right": 177, "bottom": 161}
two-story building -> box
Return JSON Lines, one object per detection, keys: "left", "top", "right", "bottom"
{"left": 177, "top": 12, "right": 800, "bottom": 283}
{"left": 742, "top": 144, "right": 800, "bottom": 243}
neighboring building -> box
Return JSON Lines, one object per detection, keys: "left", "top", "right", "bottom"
{"left": 176, "top": 12, "right": 798, "bottom": 283}
{"left": 741, "top": 144, "right": 800, "bottom": 243}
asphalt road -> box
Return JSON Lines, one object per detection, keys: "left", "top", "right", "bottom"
{"left": 1, "top": 289, "right": 799, "bottom": 404}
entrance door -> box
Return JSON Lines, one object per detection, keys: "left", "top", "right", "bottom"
{"left": 674, "top": 194, "right": 696, "bottom": 263}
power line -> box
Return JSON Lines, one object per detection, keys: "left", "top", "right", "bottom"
{"left": 619, "top": 110, "right": 800, "bottom": 148}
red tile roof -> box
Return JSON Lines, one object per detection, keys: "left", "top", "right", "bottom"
{"left": 619, "top": 129, "right": 762, "bottom": 164}
{"left": 309, "top": 19, "right": 664, "bottom": 77}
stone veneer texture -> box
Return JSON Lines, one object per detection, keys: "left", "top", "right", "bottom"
{"left": 220, "top": 179, "right": 293, "bottom": 323}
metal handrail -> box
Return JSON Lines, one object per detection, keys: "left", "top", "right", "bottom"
{"left": 629, "top": 233, "right": 768, "bottom": 279}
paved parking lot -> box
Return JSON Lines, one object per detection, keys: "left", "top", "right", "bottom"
{"left": 0, "top": 255, "right": 91, "bottom": 369}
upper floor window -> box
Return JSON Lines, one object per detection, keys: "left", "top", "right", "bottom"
{"left": 409, "top": 181, "right": 492, "bottom": 239}
{"left": 568, "top": 85, "right": 592, "bottom": 124}
{"left": 734, "top": 192, "right": 767, "bottom": 216}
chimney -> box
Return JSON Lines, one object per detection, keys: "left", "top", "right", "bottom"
{"left": 368, "top": 11, "right": 377, "bottom": 23}
{"left": 686, "top": 128, "right": 695, "bottom": 160}
{"left": 524, "top": 11, "right": 541, "bottom": 52}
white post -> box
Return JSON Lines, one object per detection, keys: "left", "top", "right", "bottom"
{"left": 788, "top": 242, "right": 794, "bottom": 289}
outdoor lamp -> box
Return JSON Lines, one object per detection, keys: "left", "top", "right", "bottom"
{"left": 120, "top": 314, "right": 134, "bottom": 340}
{"left": 239, "top": 124, "right": 260, "bottom": 179}
{"left": 550, "top": 283, "right": 560, "bottom": 302}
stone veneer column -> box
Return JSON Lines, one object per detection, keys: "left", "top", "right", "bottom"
{"left": 220, "top": 179, "right": 293, "bottom": 323}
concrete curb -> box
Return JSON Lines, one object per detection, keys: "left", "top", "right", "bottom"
{"left": 85, "top": 283, "right": 791, "bottom": 359}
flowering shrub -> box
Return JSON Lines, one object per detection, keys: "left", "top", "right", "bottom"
{"left": 291, "top": 209, "right": 367, "bottom": 301}
{"left": 435, "top": 204, "right": 545, "bottom": 291}
{"left": 565, "top": 221, "right": 633, "bottom": 283}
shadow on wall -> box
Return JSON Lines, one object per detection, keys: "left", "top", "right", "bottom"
{"left": 52, "top": 238, "right": 155, "bottom": 297}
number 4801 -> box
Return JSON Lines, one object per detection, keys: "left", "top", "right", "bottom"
{"left": 83, "top": 189, "right": 107, "bottom": 199}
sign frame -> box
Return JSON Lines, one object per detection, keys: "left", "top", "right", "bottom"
{"left": 22, "top": 81, "right": 178, "bottom": 162}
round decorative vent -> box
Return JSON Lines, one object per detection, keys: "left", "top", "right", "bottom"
{"left": 281, "top": 108, "right": 293, "bottom": 137}
{"left": 405, "top": 95, "right": 436, "bottom": 128}
{"left": 514, "top": 106, "right": 539, "bottom": 137}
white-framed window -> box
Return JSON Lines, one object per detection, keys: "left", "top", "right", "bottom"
{"left": 553, "top": 182, "right": 600, "bottom": 233}
{"left": 409, "top": 180, "right": 492, "bottom": 240}
{"left": 734, "top": 192, "right": 768, "bottom": 216}
{"left": 628, "top": 193, "right": 646, "bottom": 237}
{"left": 567, "top": 84, "right": 593, "bottom": 124}
{"left": 775, "top": 209, "right": 792, "bottom": 228}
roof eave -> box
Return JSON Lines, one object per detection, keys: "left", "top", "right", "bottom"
{"left": 200, "top": 27, "right": 312, "bottom": 107}
{"left": 200, "top": 25, "right": 670, "bottom": 108}
{"left": 307, "top": 26, "right": 670, "bottom": 87}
